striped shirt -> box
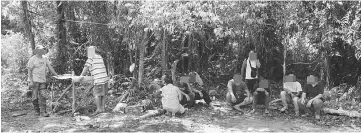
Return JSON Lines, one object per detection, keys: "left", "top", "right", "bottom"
{"left": 85, "top": 54, "right": 109, "bottom": 85}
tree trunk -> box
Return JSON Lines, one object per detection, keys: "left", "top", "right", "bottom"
{"left": 320, "top": 51, "right": 330, "bottom": 89}
{"left": 21, "top": 1, "right": 35, "bottom": 55}
{"left": 283, "top": 36, "right": 288, "bottom": 82}
{"left": 161, "top": 29, "right": 168, "bottom": 75}
{"left": 55, "top": 1, "right": 67, "bottom": 74}
{"left": 138, "top": 28, "right": 150, "bottom": 87}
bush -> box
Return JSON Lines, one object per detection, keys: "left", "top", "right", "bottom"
{"left": 1, "top": 31, "right": 30, "bottom": 73}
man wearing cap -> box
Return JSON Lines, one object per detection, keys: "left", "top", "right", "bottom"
{"left": 280, "top": 73, "right": 303, "bottom": 115}
{"left": 226, "top": 73, "right": 251, "bottom": 111}
{"left": 297, "top": 75, "right": 324, "bottom": 119}
{"left": 80, "top": 46, "right": 109, "bottom": 115}
{"left": 27, "top": 45, "right": 59, "bottom": 117}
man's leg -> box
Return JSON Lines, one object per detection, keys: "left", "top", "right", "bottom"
{"left": 264, "top": 92, "right": 270, "bottom": 114}
{"left": 32, "top": 83, "right": 40, "bottom": 116}
{"left": 280, "top": 91, "right": 289, "bottom": 112}
{"left": 312, "top": 99, "right": 323, "bottom": 119}
{"left": 250, "top": 91, "right": 259, "bottom": 113}
{"left": 39, "top": 83, "right": 49, "bottom": 117}
{"left": 93, "top": 85, "right": 102, "bottom": 114}
{"left": 297, "top": 99, "right": 310, "bottom": 116}
{"left": 200, "top": 90, "right": 212, "bottom": 105}
{"left": 292, "top": 97, "right": 300, "bottom": 116}
{"left": 101, "top": 84, "right": 107, "bottom": 112}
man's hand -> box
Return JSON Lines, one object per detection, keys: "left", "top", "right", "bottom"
{"left": 231, "top": 94, "right": 237, "bottom": 103}
{"left": 198, "top": 91, "right": 203, "bottom": 98}
{"left": 256, "top": 88, "right": 265, "bottom": 92}
{"left": 306, "top": 100, "right": 313, "bottom": 108}
{"left": 185, "top": 95, "right": 190, "bottom": 101}
{"left": 29, "top": 81, "right": 34, "bottom": 87}
{"left": 300, "top": 98, "right": 306, "bottom": 104}
{"left": 79, "top": 76, "right": 84, "bottom": 82}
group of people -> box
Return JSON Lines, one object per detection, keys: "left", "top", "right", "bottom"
{"left": 28, "top": 45, "right": 324, "bottom": 120}
{"left": 28, "top": 45, "right": 108, "bottom": 117}
{"left": 225, "top": 50, "right": 324, "bottom": 119}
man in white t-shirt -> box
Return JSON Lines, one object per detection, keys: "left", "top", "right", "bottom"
{"left": 241, "top": 50, "right": 261, "bottom": 95}
{"left": 280, "top": 74, "right": 303, "bottom": 116}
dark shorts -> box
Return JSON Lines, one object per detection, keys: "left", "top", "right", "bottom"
{"left": 246, "top": 79, "right": 258, "bottom": 93}
{"left": 232, "top": 93, "right": 247, "bottom": 105}
{"left": 93, "top": 83, "right": 108, "bottom": 96}
{"left": 254, "top": 90, "right": 270, "bottom": 104}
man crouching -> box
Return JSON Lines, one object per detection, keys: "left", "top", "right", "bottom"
{"left": 226, "top": 73, "right": 252, "bottom": 111}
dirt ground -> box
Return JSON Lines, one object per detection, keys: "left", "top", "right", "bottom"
{"left": 2, "top": 102, "right": 361, "bottom": 132}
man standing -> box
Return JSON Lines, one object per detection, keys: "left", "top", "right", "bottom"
{"left": 226, "top": 73, "right": 252, "bottom": 111}
{"left": 297, "top": 75, "right": 324, "bottom": 119}
{"left": 241, "top": 50, "right": 261, "bottom": 94}
{"left": 27, "top": 45, "right": 59, "bottom": 117}
{"left": 80, "top": 46, "right": 109, "bottom": 115}
{"left": 280, "top": 74, "right": 303, "bottom": 116}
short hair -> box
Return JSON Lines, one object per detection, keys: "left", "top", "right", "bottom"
{"left": 163, "top": 74, "right": 173, "bottom": 84}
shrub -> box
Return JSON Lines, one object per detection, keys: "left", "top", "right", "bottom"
{"left": 1, "top": 31, "right": 30, "bottom": 74}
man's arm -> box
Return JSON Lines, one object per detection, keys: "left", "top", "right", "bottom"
{"left": 245, "top": 88, "right": 251, "bottom": 97}
{"left": 227, "top": 80, "right": 234, "bottom": 96}
{"left": 240, "top": 59, "right": 246, "bottom": 79}
{"left": 46, "top": 62, "right": 58, "bottom": 76}
{"left": 256, "top": 59, "right": 261, "bottom": 68}
{"left": 28, "top": 68, "right": 33, "bottom": 82}
{"left": 80, "top": 66, "right": 90, "bottom": 76}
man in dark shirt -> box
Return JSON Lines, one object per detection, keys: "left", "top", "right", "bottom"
{"left": 226, "top": 73, "right": 251, "bottom": 111}
{"left": 297, "top": 75, "right": 324, "bottom": 120}
{"left": 250, "top": 77, "right": 271, "bottom": 114}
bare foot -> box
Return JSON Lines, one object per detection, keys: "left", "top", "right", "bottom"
{"left": 249, "top": 109, "right": 256, "bottom": 114}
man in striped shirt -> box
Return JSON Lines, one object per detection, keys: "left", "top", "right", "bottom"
{"left": 80, "top": 46, "right": 109, "bottom": 115}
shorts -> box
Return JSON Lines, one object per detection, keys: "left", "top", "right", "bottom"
{"left": 246, "top": 79, "right": 258, "bottom": 93}
{"left": 285, "top": 92, "right": 299, "bottom": 103}
{"left": 232, "top": 93, "right": 247, "bottom": 105}
{"left": 93, "top": 83, "right": 108, "bottom": 96}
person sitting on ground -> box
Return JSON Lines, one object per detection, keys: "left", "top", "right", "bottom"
{"left": 297, "top": 75, "right": 324, "bottom": 119}
{"left": 226, "top": 73, "right": 252, "bottom": 111}
{"left": 250, "top": 77, "right": 271, "bottom": 114}
{"left": 27, "top": 45, "right": 59, "bottom": 117}
{"left": 80, "top": 46, "right": 109, "bottom": 115}
{"left": 188, "top": 72, "right": 212, "bottom": 106}
{"left": 177, "top": 81, "right": 195, "bottom": 108}
{"left": 159, "top": 74, "right": 187, "bottom": 116}
{"left": 280, "top": 73, "right": 303, "bottom": 115}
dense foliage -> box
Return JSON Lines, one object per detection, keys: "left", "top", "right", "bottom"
{"left": 1, "top": 1, "right": 361, "bottom": 94}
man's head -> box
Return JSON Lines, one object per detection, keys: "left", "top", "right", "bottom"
{"left": 34, "top": 45, "right": 46, "bottom": 55}
{"left": 233, "top": 73, "right": 243, "bottom": 85}
{"left": 285, "top": 73, "right": 296, "bottom": 82}
{"left": 249, "top": 50, "right": 257, "bottom": 60}
{"left": 87, "top": 46, "right": 103, "bottom": 57}
{"left": 163, "top": 74, "right": 173, "bottom": 85}
{"left": 307, "top": 75, "right": 318, "bottom": 85}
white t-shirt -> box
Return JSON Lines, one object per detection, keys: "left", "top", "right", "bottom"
{"left": 245, "top": 58, "right": 258, "bottom": 79}
{"left": 283, "top": 81, "right": 303, "bottom": 92}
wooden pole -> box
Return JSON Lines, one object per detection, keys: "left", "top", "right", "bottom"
{"left": 72, "top": 82, "right": 75, "bottom": 113}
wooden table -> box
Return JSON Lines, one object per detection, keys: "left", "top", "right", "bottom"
{"left": 53, "top": 75, "right": 93, "bottom": 113}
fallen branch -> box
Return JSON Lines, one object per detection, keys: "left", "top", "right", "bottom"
{"left": 269, "top": 99, "right": 282, "bottom": 105}
{"left": 138, "top": 109, "right": 166, "bottom": 120}
{"left": 323, "top": 108, "right": 361, "bottom": 118}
